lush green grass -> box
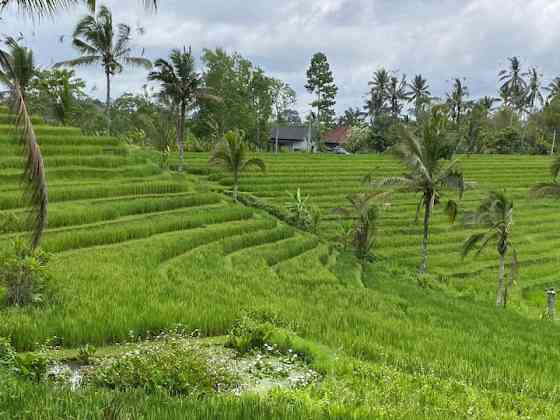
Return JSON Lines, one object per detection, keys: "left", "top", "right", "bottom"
{"left": 184, "top": 152, "right": 560, "bottom": 314}
{"left": 2, "top": 114, "right": 560, "bottom": 418}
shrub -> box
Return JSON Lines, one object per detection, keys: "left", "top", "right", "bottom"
{"left": 14, "top": 352, "right": 48, "bottom": 383}
{"left": 89, "top": 341, "right": 235, "bottom": 396}
{"left": 0, "top": 337, "right": 16, "bottom": 368}
{"left": 285, "top": 189, "right": 322, "bottom": 232}
{"left": 77, "top": 344, "right": 97, "bottom": 364}
{"left": 226, "top": 315, "right": 274, "bottom": 355}
{"left": 0, "top": 239, "right": 50, "bottom": 306}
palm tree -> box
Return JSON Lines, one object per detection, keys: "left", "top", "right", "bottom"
{"left": 334, "top": 191, "right": 389, "bottom": 261}
{"left": 525, "top": 67, "right": 544, "bottom": 114}
{"left": 1, "top": 0, "right": 156, "bottom": 16}
{"left": 209, "top": 130, "right": 266, "bottom": 201}
{"left": 499, "top": 56, "right": 527, "bottom": 117}
{"left": 2, "top": 37, "right": 34, "bottom": 101}
{"left": 337, "top": 107, "right": 366, "bottom": 127}
{"left": 545, "top": 77, "right": 560, "bottom": 102}
{"left": 0, "top": 41, "right": 47, "bottom": 250}
{"left": 56, "top": 5, "right": 152, "bottom": 131}
{"left": 365, "top": 68, "right": 390, "bottom": 123}
{"left": 446, "top": 78, "right": 469, "bottom": 124}
{"left": 376, "top": 107, "right": 465, "bottom": 273}
{"left": 530, "top": 156, "right": 560, "bottom": 198}
{"left": 387, "top": 75, "right": 409, "bottom": 118}
{"left": 479, "top": 96, "right": 500, "bottom": 113}
{"left": 462, "top": 191, "right": 517, "bottom": 308}
{"left": 149, "top": 47, "right": 219, "bottom": 169}
{"left": 407, "top": 74, "right": 431, "bottom": 117}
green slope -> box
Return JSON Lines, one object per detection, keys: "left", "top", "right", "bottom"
{"left": 1, "top": 116, "right": 560, "bottom": 418}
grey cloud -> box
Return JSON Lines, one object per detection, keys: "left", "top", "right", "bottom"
{"left": 2, "top": 0, "right": 560, "bottom": 116}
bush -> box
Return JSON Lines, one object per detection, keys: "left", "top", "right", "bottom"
{"left": 226, "top": 315, "right": 274, "bottom": 355}
{"left": 89, "top": 341, "right": 235, "bottom": 396}
{"left": 14, "top": 352, "right": 48, "bottom": 383}
{"left": 0, "top": 239, "right": 50, "bottom": 306}
{"left": 0, "top": 337, "right": 16, "bottom": 369}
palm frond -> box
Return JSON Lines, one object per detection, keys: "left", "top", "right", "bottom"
{"left": 461, "top": 232, "right": 486, "bottom": 258}
{"left": 529, "top": 182, "right": 560, "bottom": 198}
{"left": 242, "top": 158, "right": 266, "bottom": 173}
{"left": 123, "top": 56, "right": 152, "bottom": 69}
{"left": 0, "top": 49, "right": 48, "bottom": 250}
{"left": 55, "top": 55, "right": 100, "bottom": 68}
{"left": 0, "top": 0, "right": 157, "bottom": 15}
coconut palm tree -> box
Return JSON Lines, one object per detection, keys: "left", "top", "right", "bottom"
{"left": 375, "top": 107, "right": 465, "bottom": 273}
{"left": 387, "top": 75, "right": 409, "bottom": 118}
{"left": 545, "top": 77, "right": 560, "bottom": 102}
{"left": 530, "top": 156, "right": 560, "bottom": 198}
{"left": 499, "top": 56, "right": 527, "bottom": 117}
{"left": 1, "top": 0, "right": 156, "bottom": 16}
{"left": 1, "top": 37, "right": 35, "bottom": 101}
{"left": 334, "top": 190, "right": 389, "bottom": 261}
{"left": 149, "top": 47, "right": 220, "bottom": 169}
{"left": 407, "top": 74, "right": 431, "bottom": 117}
{"left": 55, "top": 5, "right": 152, "bottom": 131}
{"left": 365, "top": 68, "right": 390, "bottom": 123}
{"left": 446, "top": 78, "right": 469, "bottom": 124}
{"left": 462, "top": 191, "right": 517, "bottom": 308}
{"left": 525, "top": 67, "right": 544, "bottom": 114}
{"left": 479, "top": 96, "right": 500, "bottom": 113}
{"left": 0, "top": 41, "right": 46, "bottom": 250}
{"left": 209, "top": 130, "right": 266, "bottom": 201}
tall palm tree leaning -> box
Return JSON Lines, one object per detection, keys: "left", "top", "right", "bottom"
{"left": 0, "top": 0, "right": 156, "bottom": 16}
{"left": 375, "top": 107, "right": 466, "bottom": 273}
{"left": 55, "top": 5, "right": 152, "bottom": 132}
{"left": 462, "top": 191, "right": 517, "bottom": 308}
{"left": 209, "top": 130, "right": 266, "bottom": 201}
{"left": 0, "top": 40, "right": 47, "bottom": 250}
{"left": 525, "top": 67, "right": 544, "bottom": 114}
{"left": 149, "top": 47, "right": 220, "bottom": 170}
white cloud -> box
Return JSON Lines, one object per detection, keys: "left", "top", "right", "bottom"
{"left": 2, "top": 0, "right": 560, "bottom": 116}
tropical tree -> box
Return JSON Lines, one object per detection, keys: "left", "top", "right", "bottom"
{"left": 446, "top": 78, "right": 469, "bottom": 124}
{"left": 337, "top": 107, "right": 366, "bottom": 127}
{"left": 271, "top": 80, "right": 296, "bottom": 152}
{"left": 1, "top": 37, "right": 35, "bottom": 101}
{"left": 479, "top": 96, "right": 500, "bottom": 113}
{"left": 149, "top": 47, "right": 219, "bottom": 169}
{"left": 0, "top": 42, "right": 47, "bottom": 250}
{"left": 334, "top": 191, "right": 389, "bottom": 261}
{"left": 525, "top": 67, "right": 544, "bottom": 114}
{"left": 56, "top": 5, "right": 152, "bottom": 131}
{"left": 407, "top": 74, "right": 431, "bottom": 117}
{"left": 0, "top": 0, "right": 156, "bottom": 15}
{"left": 545, "top": 77, "right": 560, "bottom": 102}
{"left": 387, "top": 75, "right": 409, "bottom": 118}
{"left": 209, "top": 130, "right": 266, "bottom": 201}
{"left": 499, "top": 56, "right": 527, "bottom": 117}
{"left": 376, "top": 107, "right": 465, "bottom": 272}
{"left": 365, "top": 68, "right": 390, "bottom": 123}
{"left": 305, "top": 52, "right": 338, "bottom": 130}
{"left": 462, "top": 191, "right": 517, "bottom": 308}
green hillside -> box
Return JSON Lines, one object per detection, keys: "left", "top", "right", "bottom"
{"left": 2, "top": 113, "right": 560, "bottom": 418}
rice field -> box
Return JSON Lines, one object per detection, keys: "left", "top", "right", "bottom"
{"left": 181, "top": 152, "right": 560, "bottom": 314}
{"left": 2, "top": 111, "right": 560, "bottom": 418}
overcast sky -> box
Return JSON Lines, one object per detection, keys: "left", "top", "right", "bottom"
{"left": 2, "top": 0, "right": 560, "bottom": 116}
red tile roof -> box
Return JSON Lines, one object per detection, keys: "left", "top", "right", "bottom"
{"left": 323, "top": 126, "right": 352, "bottom": 145}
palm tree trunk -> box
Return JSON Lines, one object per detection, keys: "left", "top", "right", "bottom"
{"left": 233, "top": 172, "right": 239, "bottom": 201}
{"left": 105, "top": 70, "right": 111, "bottom": 134}
{"left": 552, "top": 129, "right": 556, "bottom": 156}
{"left": 275, "top": 127, "right": 279, "bottom": 154}
{"left": 177, "top": 101, "right": 186, "bottom": 171}
{"left": 419, "top": 193, "right": 433, "bottom": 273}
{"left": 496, "top": 252, "right": 506, "bottom": 307}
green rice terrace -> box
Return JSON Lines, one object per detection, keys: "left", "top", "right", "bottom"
{"left": 2, "top": 107, "right": 560, "bottom": 419}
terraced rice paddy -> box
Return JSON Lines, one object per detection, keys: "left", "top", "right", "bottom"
{"left": 181, "top": 152, "right": 560, "bottom": 314}
{"left": 3, "top": 111, "right": 560, "bottom": 418}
